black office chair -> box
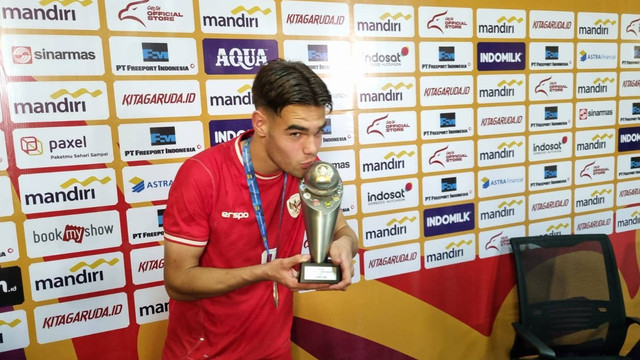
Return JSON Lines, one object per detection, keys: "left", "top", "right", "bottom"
{"left": 509, "top": 234, "right": 640, "bottom": 359}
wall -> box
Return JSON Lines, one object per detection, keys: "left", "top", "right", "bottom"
{"left": 1, "top": 0, "right": 640, "bottom": 359}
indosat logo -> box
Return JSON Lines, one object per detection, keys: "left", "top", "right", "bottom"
{"left": 363, "top": 46, "right": 410, "bottom": 67}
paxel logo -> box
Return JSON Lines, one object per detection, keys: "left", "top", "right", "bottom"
{"left": 308, "top": 44, "right": 328, "bottom": 61}
{"left": 0, "top": 266, "right": 24, "bottom": 307}
{"left": 142, "top": 43, "right": 169, "bottom": 62}
{"left": 20, "top": 136, "right": 43, "bottom": 155}
{"left": 545, "top": 46, "right": 559, "bottom": 60}
{"left": 438, "top": 46, "right": 455, "bottom": 61}
{"left": 441, "top": 177, "right": 457, "bottom": 192}
{"left": 545, "top": 106, "right": 558, "bottom": 120}
{"left": 440, "top": 112, "right": 455, "bottom": 127}
{"left": 544, "top": 165, "right": 558, "bottom": 179}
{"left": 150, "top": 127, "right": 176, "bottom": 146}
{"left": 424, "top": 203, "right": 475, "bottom": 237}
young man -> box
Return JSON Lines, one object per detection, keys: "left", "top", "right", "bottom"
{"left": 162, "top": 59, "right": 359, "bottom": 360}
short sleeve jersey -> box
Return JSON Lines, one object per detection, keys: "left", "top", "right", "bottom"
{"left": 161, "top": 131, "right": 306, "bottom": 360}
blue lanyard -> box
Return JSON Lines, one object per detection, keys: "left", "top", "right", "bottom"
{"left": 241, "top": 136, "right": 288, "bottom": 263}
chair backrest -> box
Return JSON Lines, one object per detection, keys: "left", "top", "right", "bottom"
{"left": 510, "top": 234, "right": 628, "bottom": 357}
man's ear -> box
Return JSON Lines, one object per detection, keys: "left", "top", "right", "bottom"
{"left": 252, "top": 110, "right": 268, "bottom": 138}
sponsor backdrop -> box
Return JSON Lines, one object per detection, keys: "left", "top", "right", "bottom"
{"left": 1, "top": 0, "right": 640, "bottom": 359}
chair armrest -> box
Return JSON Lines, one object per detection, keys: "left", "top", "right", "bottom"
{"left": 626, "top": 317, "right": 640, "bottom": 327}
{"left": 512, "top": 322, "right": 556, "bottom": 360}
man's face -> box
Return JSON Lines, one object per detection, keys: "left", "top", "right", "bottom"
{"left": 264, "top": 104, "right": 327, "bottom": 178}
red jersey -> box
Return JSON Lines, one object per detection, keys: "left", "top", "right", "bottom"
{"left": 162, "top": 130, "right": 305, "bottom": 360}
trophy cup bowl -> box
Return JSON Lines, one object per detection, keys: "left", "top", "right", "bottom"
{"left": 298, "top": 161, "right": 343, "bottom": 284}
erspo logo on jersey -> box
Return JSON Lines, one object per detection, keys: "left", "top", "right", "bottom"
{"left": 200, "top": 0, "right": 276, "bottom": 35}
{"left": 362, "top": 211, "right": 420, "bottom": 247}
{"left": 209, "top": 118, "right": 252, "bottom": 146}
{"left": 529, "top": 189, "right": 572, "bottom": 221}
{"left": 122, "top": 162, "right": 181, "bottom": 204}
{"left": 477, "top": 105, "right": 525, "bottom": 135}
{"left": 354, "top": 3, "right": 414, "bottom": 38}
{"left": 360, "top": 178, "right": 418, "bottom": 214}
{"left": 359, "top": 145, "right": 418, "bottom": 180}
{"left": 477, "top": 136, "right": 525, "bottom": 167}
{"left": 575, "top": 157, "right": 614, "bottom": 185}
{"left": 363, "top": 242, "right": 420, "bottom": 281}
{"left": 126, "top": 205, "right": 165, "bottom": 245}
{"left": 206, "top": 79, "right": 255, "bottom": 116}
{"left": 574, "top": 184, "right": 614, "bottom": 214}
{"left": 618, "top": 180, "right": 640, "bottom": 207}
{"left": 2, "top": 34, "right": 104, "bottom": 76}
{"left": 424, "top": 203, "right": 475, "bottom": 237}
{"left": 322, "top": 113, "right": 354, "bottom": 148}
{"left": 424, "top": 234, "right": 475, "bottom": 269}
{"left": 24, "top": 211, "right": 121, "bottom": 259}
{"left": 477, "top": 42, "right": 525, "bottom": 71}
{"left": 203, "top": 38, "right": 277, "bottom": 75}
{"left": 317, "top": 150, "right": 355, "bottom": 182}
{"left": 574, "top": 211, "right": 613, "bottom": 234}
{"left": 0, "top": 176, "right": 14, "bottom": 217}
{"left": 529, "top": 218, "right": 571, "bottom": 236}
{"left": 0, "top": 222, "right": 19, "bottom": 264}
{"left": 421, "top": 108, "right": 473, "bottom": 140}
{"left": 422, "top": 172, "right": 474, "bottom": 205}
{"left": 0, "top": 0, "right": 99, "bottom": 30}
{"left": 529, "top": 132, "right": 572, "bottom": 162}
{"left": 119, "top": 121, "right": 204, "bottom": 161}
{"left": 281, "top": 1, "right": 349, "bottom": 36}
{"left": 577, "top": 12, "right": 619, "bottom": 40}
{"left": 620, "top": 43, "right": 640, "bottom": 68}
{"left": 19, "top": 168, "right": 117, "bottom": 214}
{"left": 529, "top": 73, "right": 573, "bottom": 102}
{"left": 575, "top": 129, "right": 615, "bottom": 157}
{"left": 356, "top": 77, "right": 416, "bottom": 110}
{"left": 357, "top": 111, "right": 417, "bottom": 145}
{"left": 478, "top": 166, "right": 525, "bottom": 198}
{"left": 478, "top": 196, "right": 525, "bottom": 229}
{"left": 476, "top": 9, "right": 526, "bottom": 39}
{"left": 529, "top": 42, "right": 574, "bottom": 70}
{"left": 616, "top": 206, "right": 640, "bottom": 233}
{"left": 575, "top": 100, "right": 616, "bottom": 128}
{"left": 106, "top": 0, "right": 194, "bottom": 32}
{"left": 29, "top": 252, "right": 125, "bottom": 301}
{"left": 114, "top": 80, "right": 201, "bottom": 120}
{"left": 7, "top": 81, "right": 109, "bottom": 123}
{"left": 529, "top": 103, "right": 572, "bottom": 131}
{"left": 576, "top": 72, "right": 617, "bottom": 99}
{"left": 477, "top": 75, "right": 525, "bottom": 104}
{"left": 419, "top": 6, "right": 473, "bottom": 38}
{"left": 13, "top": 125, "right": 114, "bottom": 169}
{"left": 131, "top": 246, "right": 164, "bottom": 285}
{"left": 0, "top": 310, "right": 29, "bottom": 353}
{"left": 622, "top": 14, "right": 640, "bottom": 40}
{"left": 354, "top": 41, "right": 415, "bottom": 74}
{"left": 34, "top": 292, "right": 129, "bottom": 344}
{"left": 283, "top": 40, "right": 351, "bottom": 74}
{"left": 479, "top": 225, "right": 523, "bottom": 258}
{"left": 529, "top": 10, "right": 574, "bottom": 39}
{"left": 110, "top": 36, "right": 197, "bottom": 75}
{"left": 620, "top": 72, "right": 640, "bottom": 97}
{"left": 134, "top": 285, "right": 169, "bottom": 325}
{"left": 422, "top": 140, "right": 474, "bottom": 172}
{"left": 577, "top": 42, "right": 618, "bottom": 69}
{"left": 528, "top": 161, "right": 572, "bottom": 191}
{"left": 419, "top": 42, "right": 473, "bottom": 72}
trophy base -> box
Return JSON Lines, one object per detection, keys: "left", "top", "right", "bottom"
{"left": 299, "top": 261, "right": 341, "bottom": 284}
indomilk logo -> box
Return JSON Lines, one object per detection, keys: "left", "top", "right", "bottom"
{"left": 439, "top": 46, "right": 455, "bottom": 61}
{"left": 308, "top": 44, "right": 328, "bottom": 61}
{"left": 150, "top": 127, "right": 176, "bottom": 146}
{"left": 202, "top": 5, "right": 270, "bottom": 29}
{"left": 424, "top": 203, "right": 474, "bottom": 237}
{"left": 142, "top": 43, "right": 169, "bottom": 62}
{"left": 24, "top": 176, "right": 110, "bottom": 206}
{"left": 356, "top": 11, "right": 409, "bottom": 33}
{"left": 13, "top": 87, "right": 101, "bottom": 116}
{"left": 546, "top": 46, "right": 559, "bottom": 60}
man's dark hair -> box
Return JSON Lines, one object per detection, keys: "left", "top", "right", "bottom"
{"left": 252, "top": 59, "right": 332, "bottom": 115}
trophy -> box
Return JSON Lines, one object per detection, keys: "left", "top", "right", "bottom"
{"left": 298, "top": 161, "right": 343, "bottom": 284}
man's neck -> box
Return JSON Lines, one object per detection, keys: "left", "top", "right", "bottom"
{"left": 247, "top": 135, "right": 280, "bottom": 176}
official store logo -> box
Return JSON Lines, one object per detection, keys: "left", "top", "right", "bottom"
{"left": 0, "top": 310, "right": 29, "bottom": 353}
{"left": 478, "top": 166, "right": 525, "bottom": 198}
{"left": 575, "top": 157, "right": 613, "bottom": 185}
{"left": 420, "top": 75, "right": 474, "bottom": 106}
{"left": 419, "top": 42, "right": 473, "bottom": 72}
{"left": 200, "top": 0, "right": 276, "bottom": 35}
{"left": 419, "top": 7, "right": 473, "bottom": 38}
{"left": 424, "top": 234, "right": 475, "bottom": 269}
{"left": 203, "top": 38, "right": 277, "bottom": 75}
{"left": 423, "top": 140, "right": 473, "bottom": 172}
{"left": 360, "top": 178, "right": 418, "bottom": 214}
{"left": 357, "top": 77, "right": 416, "bottom": 110}
{"left": 34, "top": 292, "right": 129, "bottom": 344}
{"left": 577, "top": 12, "right": 618, "bottom": 39}
{"left": 24, "top": 210, "right": 121, "bottom": 259}
{"left": 476, "top": 9, "right": 526, "bottom": 38}
{"left": 355, "top": 41, "right": 415, "bottom": 74}
{"left": 574, "top": 185, "right": 613, "bottom": 213}
{"left": 424, "top": 203, "right": 474, "bottom": 237}
{"left": 281, "top": 1, "right": 348, "bottom": 36}
{"left": 529, "top": 10, "right": 574, "bottom": 39}
{"left": 477, "top": 42, "right": 525, "bottom": 71}
{"left": 30, "top": 252, "right": 126, "bottom": 301}
{"left": 118, "top": 0, "right": 185, "bottom": 27}
{"left": 19, "top": 168, "right": 117, "bottom": 214}
{"left": 478, "top": 197, "right": 525, "bottom": 229}
{"left": 529, "top": 189, "right": 572, "bottom": 221}
{"left": 110, "top": 36, "right": 196, "bottom": 75}
{"left": 0, "top": 266, "right": 24, "bottom": 307}
{"left": 618, "top": 181, "right": 640, "bottom": 207}
{"left": 108, "top": 0, "right": 194, "bottom": 32}
{"left": 574, "top": 211, "right": 613, "bottom": 234}
{"left": 358, "top": 111, "right": 417, "bottom": 145}
{"left": 622, "top": 15, "right": 640, "bottom": 39}
{"left": 529, "top": 73, "right": 573, "bottom": 101}
{"left": 529, "top": 133, "right": 572, "bottom": 161}
{"left": 354, "top": 3, "right": 414, "bottom": 37}
{"left": 134, "top": 285, "right": 169, "bottom": 325}
{"left": 0, "top": 0, "right": 100, "bottom": 30}
{"left": 575, "top": 130, "right": 614, "bottom": 157}
{"left": 421, "top": 108, "right": 473, "bottom": 139}
{"left": 528, "top": 161, "right": 571, "bottom": 191}
{"left": 477, "top": 75, "right": 525, "bottom": 104}
{"left": 422, "top": 172, "right": 474, "bottom": 205}
{"left": 479, "top": 225, "right": 523, "bottom": 258}
{"left": 363, "top": 242, "right": 420, "bottom": 281}
{"left": 362, "top": 211, "right": 419, "bottom": 247}
{"left": 477, "top": 137, "right": 525, "bottom": 167}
